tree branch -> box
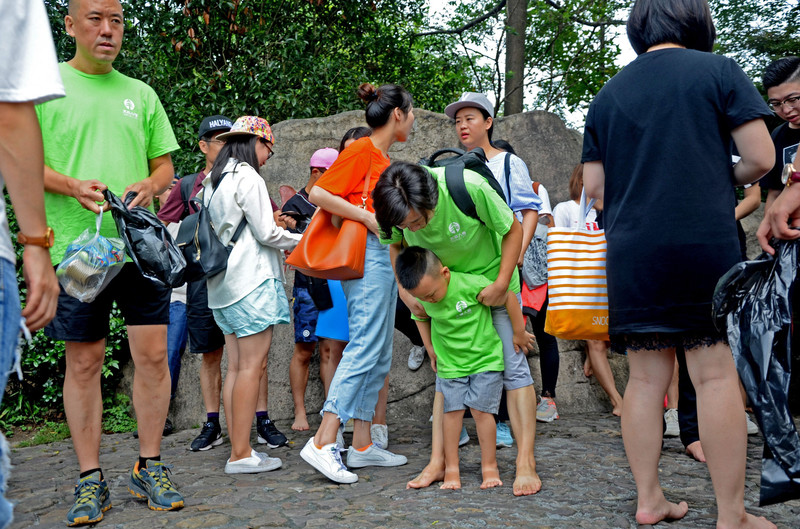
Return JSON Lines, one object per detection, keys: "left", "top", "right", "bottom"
{"left": 540, "top": 0, "right": 625, "bottom": 27}
{"left": 414, "top": 0, "right": 507, "bottom": 37}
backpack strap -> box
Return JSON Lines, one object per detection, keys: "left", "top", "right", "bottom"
{"left": 503, "top": 153, "right": 512, "bottom": 203}
{"left": 444, "top": 163, "right": 479, "bottom": 221}
{"left": 179, "top": 173, "right": 199, "bottom": 218}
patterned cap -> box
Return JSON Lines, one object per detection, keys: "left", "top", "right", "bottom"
{"left": 216, "top": 116, "right": 275, "bottom": 144}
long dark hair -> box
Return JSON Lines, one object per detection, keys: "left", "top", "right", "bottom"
{"left": 357, "top": 83, "right": 413, "bottom": 129}
{"left": 208, "top": 135, "right": 260, "bottom": 189}
{"left": 373, "top": 161, "right": 439, "bottom": 239}
{"left": 626, "top": 0, "right": 715, "bottom": 55}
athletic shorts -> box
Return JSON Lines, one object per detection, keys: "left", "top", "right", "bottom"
{"left": 45, "top": 263, "right": 170, "bottom": 342}
{"left": 437, "top": 371, "right": 504, "bottom": 414}
{"left": 186, "top": 279, "right": 225, "bottom": 354}
{"left": 292, "top": 286, "right": 319, "bottom": 343}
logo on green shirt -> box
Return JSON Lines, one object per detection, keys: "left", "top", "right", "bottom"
{"left": 123, "top": 99, "right": 138, "bottom": 119}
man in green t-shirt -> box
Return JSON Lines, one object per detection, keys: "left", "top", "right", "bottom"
{"left": 36, "top": 0, "right": 183, "bottom": 524}
{"left": 373, "top": 161, "right": 541, "bottom": 497}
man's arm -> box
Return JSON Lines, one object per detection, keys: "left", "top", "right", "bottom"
{"left": 389, "top": 241, "right": 429, "bottom": 319}
{"left": 477, "top": 218, "right": 522, "bottom": 307}
{"left": 0, "top": 102, "right": 58, "bottom": 330}
{"left": 518, "top": 209, "right": 538, "bottom": 266}
{"left": 757, "top": 182, "right": 800, "bottom": 254}
{"left": 735, "top": 183, "right": 761, "bottom": 221}
{"left": 123, "top": 153, "right": 174, "bottom": 209}
{"left": 44, "top": 165, "right": 108, "bottom": 213}
{"left": 765, "top": 188, "right": 782, "bottom": 215}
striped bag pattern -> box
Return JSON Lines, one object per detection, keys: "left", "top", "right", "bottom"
{"left": 544, "top": 194, "right": 609, "bottom": 341}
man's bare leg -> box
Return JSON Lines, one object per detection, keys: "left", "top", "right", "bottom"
{"left": 200, "top": 347, "right": 223, "bottom": 413}
{"left": 63, "top": 340, "right": 105, "bottom": 471}
{"left": 128, "top": 325, "right": 170, "bottom": 458}
{"left": 506, "top": 385, "right": 541, "bottom": 496}
{"left": 407, "top": 391, "right": 445, "bottom": 489}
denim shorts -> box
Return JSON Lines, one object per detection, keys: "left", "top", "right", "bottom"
{"left": 437, "top": 371, "right": 504, "bottom": 414}
{"left": 0, "top": 258, "right": 21, "bottom": 527}
{"left": 292, "top": 286, "right": 319, "bottom": 343}
{"left": 212, "top": 278, "right": 290, "bottom": 338}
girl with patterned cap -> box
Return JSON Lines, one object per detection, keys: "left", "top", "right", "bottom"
{"left": 202, "top": 116, "right": 302, "bottom": 474}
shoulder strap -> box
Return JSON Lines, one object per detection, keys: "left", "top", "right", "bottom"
{"left": 444, "top": 163, "right": 479, "bottom": 221}
{"left": 179, "top": 173, "right": 199, "bottom": 217}
{"left": 503, "top": 153, "right": 512, "bottom": 202}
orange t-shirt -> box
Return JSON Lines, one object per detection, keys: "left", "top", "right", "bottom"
{"left": 314, "top": 137, "right": 390, "bottom": 213}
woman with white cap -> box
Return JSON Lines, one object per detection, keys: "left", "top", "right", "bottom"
{"left": 203, "top": 116, "right": 302, "bottom": 474}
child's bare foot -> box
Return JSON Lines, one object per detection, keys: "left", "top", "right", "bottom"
{"left": 583, "top": 355, "right": 593, "bottom": 377}
{"left": 480, "top": 464, "right": 502, "bottom": 489}
{"left": 407, "top": 462, "right": 445, "bottom": 489}
{"left": 685, "top": 440, "right": 706, "bottom": 462}
{"left": 440, "top": 468, "right": 461, "bottom": 490}
{"left": 635, "top": 499, "right": 688, "bottom": 525}
{"left": 292, "top": 414, "right": 309, "bottom": 431}
{"left": 717, "top": 513, "right": 776, "bottom": 529}
{"left": 512, "top": 463, "right": 541, "bottom": 496}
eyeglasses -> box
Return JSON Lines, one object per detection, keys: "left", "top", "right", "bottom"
{"left": 767, "top": 94, "right": 800, "bottom": 112}
{"left": 260, "top": 138, "right": 274, "bottom": 159}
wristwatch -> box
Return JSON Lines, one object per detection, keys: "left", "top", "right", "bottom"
{"left": 782, "top": 163, "right": 800, "bottom": 186}
{"left": 17, "top": 226, "right": 55, "bottom": 248}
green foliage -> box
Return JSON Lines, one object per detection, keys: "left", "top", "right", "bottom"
{"left": 15, "top": 421, "right": 71, "bottom": 448}
{"left": 102, "top": 393, "right": 137, "bottom": 433}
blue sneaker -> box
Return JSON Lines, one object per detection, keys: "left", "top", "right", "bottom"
{"left": 128, "top": 461, "right": 184, "bottom": 511}
{"left": 496, "top": 422, "right": 514, "bottom": 448}
{"left": 66, "top": 471, "right": 111, "bottom": 526}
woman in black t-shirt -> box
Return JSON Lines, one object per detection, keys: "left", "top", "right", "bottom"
{"left": 581, "top": 0, "right": 775, "bottom": 527}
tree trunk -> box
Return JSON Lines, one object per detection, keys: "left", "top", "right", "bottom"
{"left": 504, "top": 0, "right": 527, "bottom": 115}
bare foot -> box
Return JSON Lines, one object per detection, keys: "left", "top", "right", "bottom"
{"left": 292, "top": 415, "right": 309, "bottom": 431}
{"left": 635, "top": 499, "right": 689, "bottom": 525}
{"left": 440, "top": 468, "right": 461, "bottom": 490}
{"left": 717, "top": 512, "right": 776, "bottom": 529}
{"left": 685, "top": 441, "right": 706, "bottom": 463}
{"left": 512, "top": 463, "right": 542, "bottom": 496}
{"left": 583, "top": 355, "right": 593, "bottom": 377}
{"left": 480, "top": 464, "right": 503, "bottom": 489}
{"left": 407, "top": 462, "right": 445, "bottom": 489}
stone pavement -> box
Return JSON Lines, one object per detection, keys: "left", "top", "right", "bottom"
{"left": 7, "top": 413, "right": 800, "bottom": 529}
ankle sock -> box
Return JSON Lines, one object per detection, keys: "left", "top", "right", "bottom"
{"left": 80, "top": 468, "right": 103, "bottom": 480}
{"left": 256, "top": 411, "right": 269, "bottom": 420}
{"left": 207, "top": 412, "right": 220, "bottom": 424}
{"left": 138, "top": 455, "right": 160, "bottom": 471}
{"left": 355, "top": 443, "right": 373, "bottom": 452}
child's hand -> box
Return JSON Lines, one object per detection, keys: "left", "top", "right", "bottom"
{"left": 513, "top": 329, "right": 536, "bottom": 354}
{"left": 428, "top": 349, "right": 437, "bottom": 373}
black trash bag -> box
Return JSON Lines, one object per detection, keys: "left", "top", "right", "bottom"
{"left": 712, "top": 240, "right": 800, "bottom": 506}
{"left": 104, "top": 189, "right": 186, "bottom": 288}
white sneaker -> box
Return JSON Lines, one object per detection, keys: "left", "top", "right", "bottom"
{"left": 224, "top": 449, "right": 282, "bottom": 474}
{"left": 746, "top": 413, "right": 759, "bottom": 435}
{"left": 370, "top": 424, "right": 389, "bottom": 450}
{"left": 663, "top": 408, "right": 679, "bottom": 438}
{"left": 459, "top": 426, "right": 469, "bottom": 447}
{"left": 346, "top": 444, "right": 407, "bottom": 468}
{"left": 407, "top": 345, "right": 426, "bottom": 371}
{"left": 300, "top": 437, "right": 358, "bottom": 484}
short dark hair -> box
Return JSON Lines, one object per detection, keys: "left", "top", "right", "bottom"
{"left": 492, "top": 139, "right": 516, "bottom": 155}
{"left": 208, "top": 135, "right": 260, "bottom": 189}
{"left": 568, "top": 164, "right": 584, "bottom": 201}
{"left": 372, "top": 161, "right": 439, "bottom": 239}
{"left": 626, "top": 0, "right": 716, "bottom": 56}
{"left": 357, "top": 83, "right": 414, "bottom": 129}
{"left": 764, "top": 57, "right": 800, "bottom": 91}
{"left": 338, "top": 126, "right": 372, "bottom": 152}
{"left": 395, "top": 246, "right": 441, "bottom": 291}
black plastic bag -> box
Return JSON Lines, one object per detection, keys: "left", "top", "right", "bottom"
{"left": 712, "top": 240, "right": 800, "bottom": 506}
{"left": 104, "top": 189, "right": 186, "bottom": 287}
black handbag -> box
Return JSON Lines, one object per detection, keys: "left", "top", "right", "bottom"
{"left": 104, "top": 189, "right": 187, "bottom": 287}
{"left": 175, "top": 173, "right": 246, "bottom": 283}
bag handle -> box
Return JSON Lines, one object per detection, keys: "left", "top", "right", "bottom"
{"left": 579, "top": 189, "right": 596, "bottom": 222}
{"left": 358, "top": 158, "right": 373, "bottom": 209}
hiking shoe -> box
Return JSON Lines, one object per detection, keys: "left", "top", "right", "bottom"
{"left": 746, "top": 413, "right": 759, "bottom": 435}
{"left": 300, "top": 437, "right": 358, "bottom": 484}
{"left": 408, "top": 345, "right": 426, "bottom": 371}
{"left": 346, "top": 444, "right": 407, "bottom": 468}
{"left": 190, "top": 421, "right": 223, "bottom": 451}
{"left": 370, "top": 424, "right": 389, "bottom": 450}
{"left": 257, "top": 416, "right": 288, "bottom": 448}
{"left": 128, "top": 461, "right": 184, "bottom": 511}
{"left": 132, "top": 418, "right": 175, "bottom": 439}
{"left": 536, "top": 397, "right": 560, "bottom": 423}
{"left": 224, "top": 449, "right": 282, "bottom": 474}
{"left": 459, "top": 426, "right": 469, "bottom": 447}
{"left": 496, "top": 422, "right": 514, "bottom": 448}
{"left": 66, "top": 471, "right": 111, "bottom": 526}
{"left": 664, "top": 408, "right": 679, "bottom": 438}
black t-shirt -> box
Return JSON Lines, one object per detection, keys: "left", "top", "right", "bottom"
{"left": 283, "top": 188, "right": 317, "bottom": 288}
{"left": 759, "top": 123, "right": 800, "bottom": 191}
{"left": 582, "top": 48, "right": 772, "bottom": 334}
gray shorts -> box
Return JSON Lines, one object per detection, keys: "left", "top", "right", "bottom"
{"left": 437, "top": 371, "right": 504, "bottom": 414}
{"left": 492, "top": 297, "right": 534, "bottom": 391}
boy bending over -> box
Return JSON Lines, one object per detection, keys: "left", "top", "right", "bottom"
{"left": 396, "top": 246, "right": 529, "bottom": 490}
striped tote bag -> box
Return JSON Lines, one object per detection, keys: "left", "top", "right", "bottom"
{"left": 544, "top": 193, "right": 609, "bottom": 340}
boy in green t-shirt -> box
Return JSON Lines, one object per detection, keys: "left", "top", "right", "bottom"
{"left": 396, "top": 246, "right": 529, "bottom": 490}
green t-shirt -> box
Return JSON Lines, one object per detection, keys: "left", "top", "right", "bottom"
{"left": 381, "top": 166, "right": 520, "bottom": 294}
{"left": 37, "top": 63, "right": 179, "bottom": 264}
{"left": 416, "top": 271, "right": 504, "bottom": 379}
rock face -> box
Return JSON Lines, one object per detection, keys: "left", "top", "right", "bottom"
{"left": 121, "top": 107, "right": 630, "bottom": 431}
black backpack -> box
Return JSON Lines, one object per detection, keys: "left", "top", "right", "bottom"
{"left": 179, "top": 172, "right": 200, "bottom": 219}
{"left": 419, "top": 147, "right": 507, "bottom": 221}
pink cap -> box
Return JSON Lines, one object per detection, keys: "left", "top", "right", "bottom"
{"left": 309, "top": 148, "right": 339, "bottom": 169}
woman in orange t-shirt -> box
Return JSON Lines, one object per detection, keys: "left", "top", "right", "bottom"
{"left": 300, "top": 83, "right": 414, "bottom": 483}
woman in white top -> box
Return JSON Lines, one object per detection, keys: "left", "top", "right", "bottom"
{"left": 203, "top": 116, "right": 301, "bottom": 474}
{"left": 553, "top": 164, "right": 623, "bottom": 416}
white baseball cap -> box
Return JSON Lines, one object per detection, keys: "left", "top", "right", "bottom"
{"left": 444, "top": 92, "right": 494, "bottom": 119}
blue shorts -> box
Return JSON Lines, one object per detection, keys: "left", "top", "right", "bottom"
{"left": 315, "top": 279, "right": 349, "bottom": 342}
{"left": 213, "top": 278, "right": 290, "bottom": 338}
{"left": 292, "top": 286, "right": 318, "bottom": 343}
